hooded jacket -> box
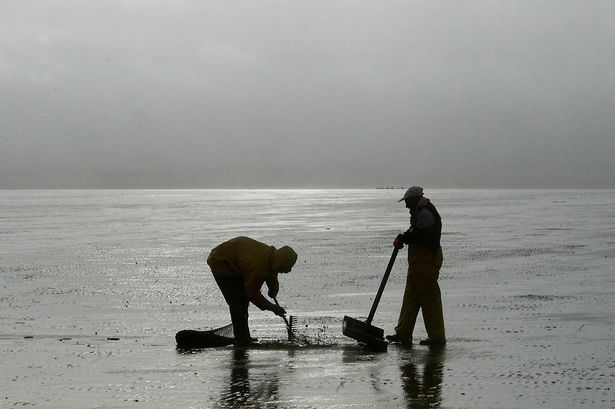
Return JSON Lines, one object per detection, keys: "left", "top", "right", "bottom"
{"left": 206, "top": 236, "right": 298, "bottom": 310}
{"left": 401, "top": 197, "right": 442, "bottom": 255}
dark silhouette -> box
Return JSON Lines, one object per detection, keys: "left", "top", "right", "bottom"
{"left": 387, "top": 186, "right": 446, "bottom": 346}
{"left": 207, "top": 236, "right": 297, "bottom": 344}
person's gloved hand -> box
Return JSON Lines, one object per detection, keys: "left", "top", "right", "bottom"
{"left": 269, "top": 303, "right": 286, "bottom": 317}
{"left": 267, "top": 287, "right": 278, "bottom": 298}
{"left": 393, "top": 234, "right": 405, "bottom": 249}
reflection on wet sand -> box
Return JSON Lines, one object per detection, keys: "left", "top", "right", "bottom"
{"left": 400, "top": 347, "right": 445, "bottom": 409}
{"left": 213, "top": 347, "right": 281, "bottom": 409}
{"left": 339, "top": 344, "right": 445, "bottom": 407}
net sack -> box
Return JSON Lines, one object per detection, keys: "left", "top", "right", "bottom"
{"left": 176, "top": 323, "right": 234, "bottom": 349}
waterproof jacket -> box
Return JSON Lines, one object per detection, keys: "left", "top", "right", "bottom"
{"left": 206, "top": 236, "right": 297, "bottom": 310}
{"left": 400, "top": 197, "right": 442, "bottom": 256}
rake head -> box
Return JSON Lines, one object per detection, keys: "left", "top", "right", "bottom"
{"left": 283, "top": 314, "right": 299, "bottom": 341}
{"left": 288, "top": 315, "right": 297, "bottom": 336}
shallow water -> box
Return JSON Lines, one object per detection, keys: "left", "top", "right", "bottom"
{"left": 1, "top": 189, "right": 614, "bottom": 408}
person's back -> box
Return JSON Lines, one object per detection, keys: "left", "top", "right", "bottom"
{"left": 207, "top": 236, "right": 274, "bottom": 281}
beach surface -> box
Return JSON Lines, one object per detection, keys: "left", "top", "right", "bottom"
{"left": 1, "top": 189, "right": 614, "bottom": 408}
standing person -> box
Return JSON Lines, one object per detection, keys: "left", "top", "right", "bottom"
{"left": 386, "top": 186, "right": 446, "bottom": 346}
{"left": 207, "top": 236, "right": 298, "bottom": 345}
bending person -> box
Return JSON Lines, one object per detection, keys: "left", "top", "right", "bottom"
{"left": 207, "top": 236, "right": 298, "bottom": 345}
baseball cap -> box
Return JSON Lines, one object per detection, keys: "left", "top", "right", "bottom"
{"left": 399, "top": 186, "right": 423, "bottom": 201}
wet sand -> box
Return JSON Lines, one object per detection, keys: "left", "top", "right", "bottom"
{"left": 1, "top": 189, "right": 614, "bottom": 408}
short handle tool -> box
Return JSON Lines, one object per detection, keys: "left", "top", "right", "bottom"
{"left": 273, "top": 297, "right": 293, "bottom": 341}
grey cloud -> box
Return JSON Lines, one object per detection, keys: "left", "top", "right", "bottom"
{"left": 1, "top": 1, "right": 614, "bottom": 188}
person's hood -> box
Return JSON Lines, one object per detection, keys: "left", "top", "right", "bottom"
{"left": 271, "top": 246, "right": 298, "bottom": 273}
{"left": 411, "top": 197, "right": 431, "bottom": 217}
{"left": 417, "top": 197, "right": 431, "bottom": 209}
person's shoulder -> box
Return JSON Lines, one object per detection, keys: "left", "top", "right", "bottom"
{"left": 416, "top": 208, "right": 435, "bottom": 228}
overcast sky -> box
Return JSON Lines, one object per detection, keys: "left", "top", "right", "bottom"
{"left": 1, "top": 1, "right": 614, "bottom": 188}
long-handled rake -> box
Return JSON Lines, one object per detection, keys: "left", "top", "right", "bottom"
{"left": 342, "top": 247, "right": 399, "bottom": 352}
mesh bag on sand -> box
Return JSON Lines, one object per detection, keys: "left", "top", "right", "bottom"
{"left": 176, "top": 323, "right": 234, "bottom": 348}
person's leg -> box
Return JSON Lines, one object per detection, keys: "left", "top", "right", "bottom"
{"left": 228, "top": 295, "right": 251, "bottom": 343}
{"left": 390, "top": 268, "right": 419, "bottom": 343}
{"left": 420, "top": 282, "right": 445, "bottom": 343}
{"left": 212, "top": 274, "right": 251, "bottom": 342}
{"left": 416, "top": 250, "right": 445, "bottom": 344}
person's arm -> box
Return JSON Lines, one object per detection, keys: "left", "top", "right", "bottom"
{"left": 397, "top": 209, "right": 435, "bottom": 245}
{"left": 239, "top": 251, "right": 285, "bottom": 316}
{"left": 266, "top": 275, "right": 279, "bottom": 298}
{"left": 244, "top": 270, "right": 285, "bottom": 316}
{"left": 244, "top": 273, "right": 270, "bottom": 310}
